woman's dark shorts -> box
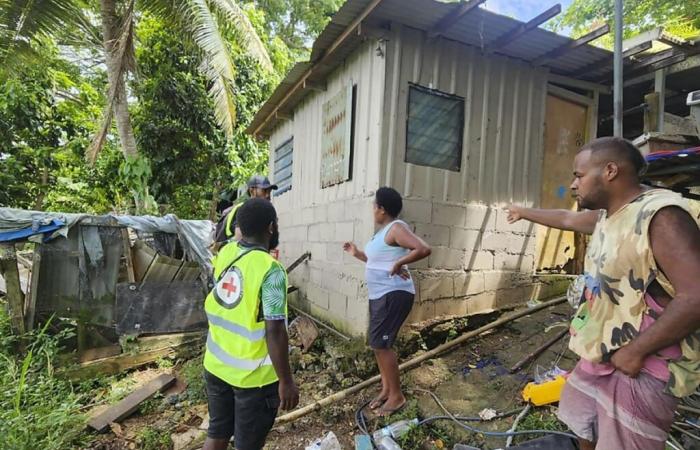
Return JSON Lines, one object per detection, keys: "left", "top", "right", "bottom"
{"left": 204, "top": 369, "right": 279, "bottom": 450}
{"left": 368, "top": 290, "right": 414, "bottom": 349}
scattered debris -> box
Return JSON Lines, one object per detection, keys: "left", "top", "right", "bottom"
{"left": 289, "top": 315, "right": 320, "bottom": 352}
{"left": 478, "top": 408, "right": 498, "bottom": 421}
{"left": 88, "top": 374, "right": 176, "bottom": 432}
{"left": 305, "top": 431, "right": 342, "bottom": 450}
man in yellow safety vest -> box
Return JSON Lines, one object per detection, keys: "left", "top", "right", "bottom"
{"left": 203, "top": 198, "right": 298, "bottom": 450}
{"left": 214, "top": 175, "right": 278, "bottom": 245}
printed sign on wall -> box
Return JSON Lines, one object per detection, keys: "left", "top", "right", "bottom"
{"left": 320, "top": 84, "right": 353, "bottom": 188}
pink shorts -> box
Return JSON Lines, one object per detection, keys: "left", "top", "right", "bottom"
{"left": 557, "top": 362, "right": 678, "bottom": 450}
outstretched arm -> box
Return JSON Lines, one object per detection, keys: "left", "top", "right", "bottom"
{"left": 505, "top": 205, "right": 599, "bottom": 235}
{"left": 343, "top": 242, "right": 367, "bottom": 262}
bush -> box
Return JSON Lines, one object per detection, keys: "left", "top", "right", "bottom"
{"left": 0, "top": 306, "right": 88, "bottom": 450}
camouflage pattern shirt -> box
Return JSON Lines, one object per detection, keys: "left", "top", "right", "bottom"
{"left": 569, "top": 189, "right": 700, "bottom": 397}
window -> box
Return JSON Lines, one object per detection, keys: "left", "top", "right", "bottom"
{"left": 273, "top": 138, "right": 293, "bottom": 196}
{"left": 405, "top": 84, "right": 464, "bottom": 172}
{"left": 320, "top": 84, "right": 356, "bottom": 188}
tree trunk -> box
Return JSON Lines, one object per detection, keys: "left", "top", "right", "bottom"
{"left": 100, "top": 0, "right": 138, "bottom": 159}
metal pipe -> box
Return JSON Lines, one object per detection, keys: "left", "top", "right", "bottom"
{"left": 614, "top": 0, "right": 624, "bottom": 136}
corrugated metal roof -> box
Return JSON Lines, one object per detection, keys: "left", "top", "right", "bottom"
{"left": 248, "top": 0, "right": 618, "bottom": 137}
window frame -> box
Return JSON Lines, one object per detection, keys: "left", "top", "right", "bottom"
{"left": 273, "top": 137, "right": 294, "bottom": 197}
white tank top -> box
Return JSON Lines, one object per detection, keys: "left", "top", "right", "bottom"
{"left": 364, "top": 220, "right": 415, "bottom": 300}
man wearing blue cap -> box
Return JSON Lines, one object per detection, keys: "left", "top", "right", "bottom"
{"left": 214, "top": 175, "right": 278, "bottom": 244}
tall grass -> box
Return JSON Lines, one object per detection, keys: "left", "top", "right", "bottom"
{"left": 0, "top": 307, "right": 88, "bottom": 450}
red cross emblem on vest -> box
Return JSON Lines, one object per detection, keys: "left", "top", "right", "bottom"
{"left": 214, "top": 267, "right": 243, "bottom": 308}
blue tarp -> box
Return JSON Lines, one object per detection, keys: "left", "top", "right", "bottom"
{"left": 0, "top": 219, "right": 65, "bottom": 243}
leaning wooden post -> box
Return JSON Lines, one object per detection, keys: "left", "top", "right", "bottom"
{"left": 0, "top": 242, "right": 26, "bottom": 335}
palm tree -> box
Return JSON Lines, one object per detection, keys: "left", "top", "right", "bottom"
{"left": 0, "top": 0, "right": 273, "bottom": 162}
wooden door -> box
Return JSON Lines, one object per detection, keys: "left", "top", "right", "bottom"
{"left": 535, "top": 93, "right": 589, "bottom": 273}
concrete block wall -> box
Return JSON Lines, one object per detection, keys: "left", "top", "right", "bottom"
{"left": 276, "top": 196, "right": 375, "bottom": 336}
{"left": 399, "top": 199, "right": 551, "bottom": 324}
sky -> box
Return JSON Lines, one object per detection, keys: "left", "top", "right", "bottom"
{"left": 481, "top": 0, "right": 574, "bottom": 36}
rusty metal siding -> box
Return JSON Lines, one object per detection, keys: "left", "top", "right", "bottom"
{"left": 382, "top": 24, "right": 548, "bottom": 206}
{"left": 269, "top": 40, "right": 386, "bottom": 211}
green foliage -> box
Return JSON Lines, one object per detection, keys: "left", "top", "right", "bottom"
{"left": 181, "top": 354, "right": 207, "bottom": 403}
{"left": 0, "top": 308, "right": 88, "bottom": 450}
{"left": 0, "top": 44, "right": 128, "bottom": 213}
{"left": 132, "top": 15, "right": 275, "bottom": 219}
{"left": 252, "top": 0, "right": 343, "bottom": 59}
{"left": 555, "top": 0, "right": 700, "bottom": 44}
{"left": 137, "top": 425, "right": 173, "bottom": 450}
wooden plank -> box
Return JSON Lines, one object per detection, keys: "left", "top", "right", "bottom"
{"left": 88, "top": 374, "right": 175, "bottom": 432}
{"left": 141, "top": 254, "right": 182, "bottom": 284}
{"left": 485, "top": 4, "right": 561, "bottom": 53}
{"left": 132, "top": 240, "right": 156, "bottom": 282}
{"left": 427, "top": 0, "right": 487, "bottom": 38}
{"left": 532, "top": 24, "right": 610, "bottom": 66}
{"left": 173, "top": 261, "right": 201, "bottom": 281}
{"left": 0, "top": 243, "right": 25, "bottom": 335}
{"left": 24, "top": 247, "right": 41, "bottom": 331}
{"left": 62, "top": 339, "right": 202, "bottom": 380}
{"left": 121, "top": 229, "right": 136, "bottom": 283}
{"left": 573, "top": 41, "right": 652, "bottom": 78}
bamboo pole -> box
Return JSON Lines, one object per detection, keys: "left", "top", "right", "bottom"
{"left": 275, "top": 296, "right": 566, "bottom": 424}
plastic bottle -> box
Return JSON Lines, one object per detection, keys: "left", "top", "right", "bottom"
{"left": 372, "top": 418, "right": 419, "bottom": 440}
{"left": 376, "top": 435, "right": 403, "bottom": 450}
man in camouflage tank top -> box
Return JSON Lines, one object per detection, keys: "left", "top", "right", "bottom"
{"left": 507, "top": 137, "right": 700, "bottom": 450}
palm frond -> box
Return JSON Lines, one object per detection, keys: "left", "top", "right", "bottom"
{"left": 181, "top": 0, "right": 238, "bottom": 138}
{"left": 0, "top": 0, "right": 90, "bottom": 69}
{"left": 208, "top": 0, "right": 273, "bottom": 72}
{"left": 86, "top": 0, "right": 136, "bottom": 163}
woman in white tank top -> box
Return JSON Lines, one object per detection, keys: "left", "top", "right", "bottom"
{"left": 343, "top": 187, "right": 431, "bottom": 416}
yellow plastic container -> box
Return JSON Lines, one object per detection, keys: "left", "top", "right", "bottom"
{"left": 522, "top": 375, "right": 567, "bottom": 406}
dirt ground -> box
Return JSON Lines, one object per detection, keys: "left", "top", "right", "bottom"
{"left": 82, "top": 302, "right": 699, "bottom": 450}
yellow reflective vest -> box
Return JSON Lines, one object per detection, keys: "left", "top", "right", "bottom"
{"left": 224, "top": 202, "right": 243, "bottom": 240}
{"left": 203, "top": 242, "right": 286, "bottom": 388}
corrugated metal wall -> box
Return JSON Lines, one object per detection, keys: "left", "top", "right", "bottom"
{"left": 381, "top": 24, "right": 549, "bottom": 206}
{"left": 269, "top": 40, "right": 386, "bottom": 209}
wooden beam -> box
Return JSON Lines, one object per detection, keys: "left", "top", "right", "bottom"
{"left": 548, "top": 73, "right": 611, "bottom": 94}
{"left": 251, "top": 0, "right": 385, "bottom": 137}
{"left": 623, "top": 27, "right": 664, "bottom": 51}
{"left": 427, "top": 0, "right": 487, "bottom": 39}
{"left": 88, "top": 374, "right": 175, "bottom": 432}
{"left": 121, "top": 229, "right": 135, "bottom": 284}
{"left": 0, "top": 243, "right": 25, "bottom": 335}
{"left": 302, "top": 79, "right": 326, "bottom": 92}
{"left": 625, "top": 53, "right": 700, "bottom": 87}
{"left": 24, "top": 248, "right": 41, "bottom": 331}
{"left": 547, "top": 84, "right": 594, "bottom": 107}
{"left": 623, "top": 52, "right": 687, "bottom": 81}
{"left": 532, "top": 24, "right": 609, "bottom": 66}
{"left": 574, "top": 41, "right": 652, "bottom": 78}
{"left": 485, "top": 4, "right": 561, "bottom": 53}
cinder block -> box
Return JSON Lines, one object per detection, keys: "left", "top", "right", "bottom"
{"left": 313, "top": 204, "right": 328, "bottom": 223}
{"left": 305, "top": 282, "right": 330, "bottom": 310}
{"left": 432, "top": 203, "right": 467, "bottom": 227}
{"left": 429, "top": 247, "right": 465, "bottom": 270}
{"left": 466, "top": 291, "right": 498, "bottom": 315}
{"left": 414, "top": 223, "right": 450, "bottom": 247}
{"left": 464, "top": 250, "right": 494, "bottom": 271}
{"left": 496, "top": 208, "right": 531, "bottom": 234}
{"left": 419, "top": 273, "right": 455, "bottom": 301}
{"left": 401, "top": 198, "right": 432, "bottom": 223}
{"left": 480, "top": 232, "right": 509, "bottom": 253}
{"left": 320, "top": 223, "right": 335, "bottom": 241}
{"left": 335, "top": 274, "right": 360, "bottom": 299}
{"left": 496, "top": 286, "right": 535, "bottom": 308}
{"left": 494, "top": 253, "right": 535, "bottom": 272}
{"left": 465, "top": 204, "right": 497, "bottom": 231}
{"left": 307, "top": 224, "right": 321, "bottom": 241}
{"left": 309, "top": 243, "right": 327, "bottom": 262}
{"left": 406, "top": 301, "right": 436, "bottom": 324}
{"left": 328, "top": 201, "right": 346, "bottom": 221}
{"left": 335, "top": 221, "right": 354, "bottom": 242}
{"left": 301, "top": 207, "right": 314, "bottom": 224}
{"left": 454, "top": 272, "right": 485, "bottom": 296}
{"left": 328, "top": 291, "right": 348, "bottom": 316}
{"left": 344, "top": 198, "right": 373, "bottom": 222}
{"left": 326, "top": 243, "right": 345, "bottom": 266}
{"left": 434, "top": 298, "right": 468, "bottom": 318}
{"left": 449, "top": 228, "right": 482, "bottom": 250}
{"left": 345, "top": 298, "right": 368, "bottom": 331}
